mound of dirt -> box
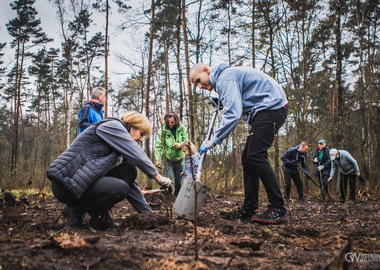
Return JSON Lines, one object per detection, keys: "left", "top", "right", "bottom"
{"left": 121, "top": 213, "right": 170, "bottom": 230}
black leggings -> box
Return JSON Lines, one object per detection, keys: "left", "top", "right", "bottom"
{"left": 51, "top": 160, "right": 137, "bottom": 212}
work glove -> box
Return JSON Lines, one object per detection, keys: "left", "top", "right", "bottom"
{"left": 317, "top": 165, "right": 324, "bottom": 171}
{"left": 314, "top": 157, "right": 319, "bottom": 163}
{"left": 173, "top": 143, "right": 181, "bottom": 149}
{"left": 200, "top": 140, "right": 216, "bottom": 154}
{"left": 159, "top": 177, "right": 173, "bottom": 191}
{"left": 210, "top": 97, "right": 224, "bottom": 110}
{"left": 155, "top": 161, "right": 161, "bottom": 168}
{"left": 327, "top": 177, "right": 333, "bottom": 182}
{"left": 356, "top": 172, "right": 360, "bottom": 177}
{"left": 290, "top": 160, "right": 298, "bottom": 165}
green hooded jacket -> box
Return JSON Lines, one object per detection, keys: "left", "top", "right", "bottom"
{"left": 155, "top": 122, "right": 188, "bottom": 162}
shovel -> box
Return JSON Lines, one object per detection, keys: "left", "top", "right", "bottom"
{"left": 173, "top": 98, "right": 222, "bottom": 221}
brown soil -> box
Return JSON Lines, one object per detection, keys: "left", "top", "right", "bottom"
{"left": 0, "top": 190, "right": 379, "bottom": 269}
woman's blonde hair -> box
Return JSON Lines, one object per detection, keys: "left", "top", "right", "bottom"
{"left": 181, "top": 140, "right": 196, "bottom": 155}
{"left": 122, "top": 111, "right": 152, "bottom": 137}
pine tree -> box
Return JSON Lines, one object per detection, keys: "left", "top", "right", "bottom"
{"left": 6, "top": 0, "right": 52, "bottom": 181}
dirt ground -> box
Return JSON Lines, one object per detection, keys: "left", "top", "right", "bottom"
{"left": 0, "top": 189, "right": 379, "bottom": 270}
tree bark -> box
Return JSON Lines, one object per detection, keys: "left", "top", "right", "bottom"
{"left": 251, "top": 0, "right": 255, "bottom": 68}
{"left": 182, "top": 0, "right": 194, "bottom": 141}
{"left": 104, "top": 0, "right": 109, "bottom": 117}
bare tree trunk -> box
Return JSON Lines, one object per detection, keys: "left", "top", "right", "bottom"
{"left": 46, "top": 93, "right": 52, "bottom": 170}
{"left": 11, "top": 39, "right": 21, "bottom": 180}
{"left": 302, "top": 19, "right": 308, "bottom": 137}
{"left": 85, "top": 29, "right": 91, "bottom": 100}
{"left": 227, "top": 0, "right": 232, "bottom": 65}
{"left": 268, "top": 9, "right": 280, "bottom": 181}
{"left": 251, "top": 0, "right": 256, "bottom": 68}
{"left": 34, "top": 88, "right": 41, "bottom": 176}
{"left": 164, "top": 46, "right": 171, "bottom": 111}
{"left": 104, "top": 0, "right": 109, "bottom": 117}
{"left": 182, "top": 0, "right": 194, "bottom": 141}
{"left": 354, "top": 1, "right": 369, "bottom": 180}
{"left": 12, "top": 41, "right": 26, "bottom": 182}
{"left": 333, "top": 0, "right": 343, "bottom": 148}
{"left": 176, "top": 0, "right": 183, "bottom": 119}
{"left": 144, "top": 0, "right": 155, "bottom": 188}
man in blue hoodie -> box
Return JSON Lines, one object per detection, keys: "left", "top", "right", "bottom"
{"left": 190, "top": 63, "right": 288, "bottom": 224}
{"left": 78, "top": 87, "right": 106, "bottom": 134}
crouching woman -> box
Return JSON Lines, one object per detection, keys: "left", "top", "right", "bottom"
{"left": 47, "top": 111, "right": 172, "bottom": 230}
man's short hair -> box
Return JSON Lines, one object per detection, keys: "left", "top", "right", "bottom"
{"left": 190, "top": 63, "right": 209, "bottom": 77}
{"left": 91, "top": 87, "right": 105, "bottom": 99}
{"left": 300, "top": 141, "right": 309, "bottom": 148}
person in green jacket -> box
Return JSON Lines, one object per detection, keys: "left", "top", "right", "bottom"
{"left": 155, "top": 112, "right": 188, "bottom": 197}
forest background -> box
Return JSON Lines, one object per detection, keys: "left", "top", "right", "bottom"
{"left": 0, "top": 0, "right": 379, "bottom": 196}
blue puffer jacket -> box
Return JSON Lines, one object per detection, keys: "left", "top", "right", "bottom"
{"left": 330, "top": 150, "right": 360, "bottom": 177}
{"left": 312, "top": 146, "right": 331, "bottom": 177}
{"left": 281, "top": 145, "right": 308, "bottom": 174}
{"left": 78, "top": 101, "right": 104, "bottom": 133}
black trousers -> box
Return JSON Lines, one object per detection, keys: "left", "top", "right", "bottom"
{"left": 51, "top": 160, "right": 137, "bottom": 212}
{"left": 284, "top": 171, "right": 304, "bottom": 199}
{"left": 242, "top": 106, "right": 288, "bottom": 213}
{"left": 340, "top": 172, "right": 357, "bottom": 200}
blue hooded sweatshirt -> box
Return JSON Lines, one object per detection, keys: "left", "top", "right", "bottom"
{"left": 209, "top": 64, "right": 288, "bottom": 145}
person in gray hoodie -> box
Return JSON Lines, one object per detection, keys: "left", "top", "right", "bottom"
{"left": 190, "top": 63, "right": 288, "bottom": 224}
{"left": 328, "top": 149, "right": 360, "bottom": 202}
{"left": 47, "top": 111, "right": 172, "bottom": 230}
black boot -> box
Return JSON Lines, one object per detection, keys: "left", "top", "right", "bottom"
{"left": 62, "top": 205, "right": 84, "bottom": 228}
{"left": 89, "top": 211, "right": 119, "bottom": 230}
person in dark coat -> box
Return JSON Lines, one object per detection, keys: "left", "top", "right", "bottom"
{"left": 281, "top": 142, "right": 310, "bottom": 202}
{"left": 78, "top": 86, "right": 106, "bottom": 134}
{"left": 47, "top": 111, "right": 172, "bottom": 230}
{"left": 312, "top": 139, "right": 331, "bottom": 199}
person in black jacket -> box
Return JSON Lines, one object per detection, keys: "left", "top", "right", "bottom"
{"left": 47, "top": 111, "right": 172, "bottom": 230}
{"left": 281, "top": 142, "right": 310, "bottom": 202}
{"left": 312, "top": 139, "right": 331, "bottom": 199}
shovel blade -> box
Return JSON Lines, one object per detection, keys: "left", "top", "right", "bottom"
{"left": 173, "top": 176, "right": 209, "bottom": 221}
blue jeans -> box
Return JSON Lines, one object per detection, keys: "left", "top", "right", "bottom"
{"left": 162, "top": 158, "right": 184, "bottom": 197}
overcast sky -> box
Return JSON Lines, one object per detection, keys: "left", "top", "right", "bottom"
{"left": 0, "top": 0, "right": 149, "bottom": 86}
